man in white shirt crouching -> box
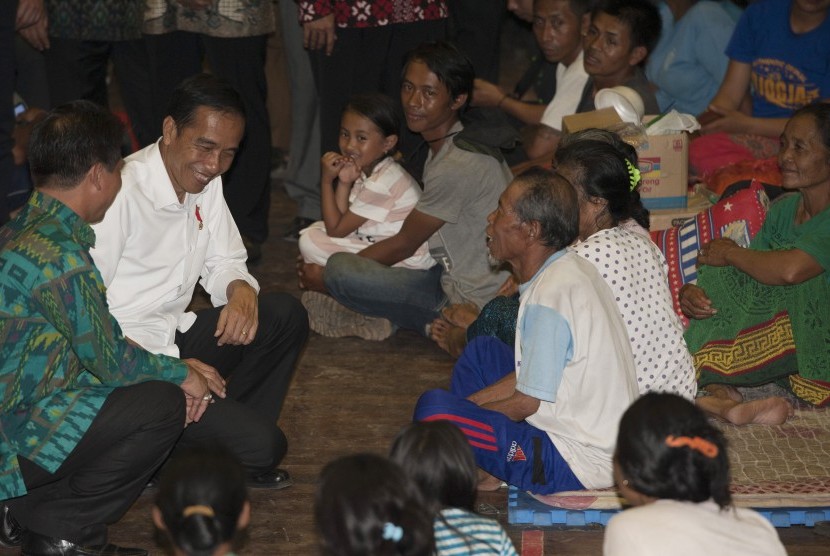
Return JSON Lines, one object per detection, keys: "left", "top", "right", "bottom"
{"left": 91, "top": 74, "right": 308, "bottom": 489}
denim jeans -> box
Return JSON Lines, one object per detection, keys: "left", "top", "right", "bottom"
{"left": 324, "top": 252, "right": 446, "bottom": 334}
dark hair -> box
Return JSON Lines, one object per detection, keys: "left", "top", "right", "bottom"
{"left": 344, "top": 93, "right": 401, "bottom": 156}
{"left": 512, "top": 167, "right": 579, "bottom": 251}
{"left": 315, "top": 454, "right": 435, "bottom": 556}
{"left": 155, "top": 447, "right": 248, "bottom": 556}
{"left": 555, "top": 133, "right": 650, "bottom": 230}
{"left": 615, "top": 393, "right": 732, "bottom": 509}
{"left": 403, "top": 41, "right": 475, "bottom": 108}
{"left": 564, "top": 0, "right": 597, "bottom": 18}
{"left": 592, "top": 0, "right": 662, "bottom": 56}
{"left": 791, "top": 102, "right": 830, "bottom": 152}
{"left": 389, "top": 422, "right": 477, "bottom": 515}
{"left": 28, "top": 100, "right": 123, "bottom": 190}
{"left": 166, "top": 73, "right": 246, "bottom": 132}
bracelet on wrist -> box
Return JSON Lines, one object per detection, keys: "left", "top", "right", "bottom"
{"left": 497, "top": 94, "right": 508, "bottom": 108}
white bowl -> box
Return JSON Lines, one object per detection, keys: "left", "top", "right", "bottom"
{"left": 594, "top": 86, "right": 645, "bottom": 124}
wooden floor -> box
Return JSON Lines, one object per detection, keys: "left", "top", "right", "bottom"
{"left": 4, "top": 22, "right": 827, "bottom": 551}
{"left": 95, "top": 184, "right": 826, "bottom": 555}
{"left": 0, "top": 183, "right": 826, "bottom": 554}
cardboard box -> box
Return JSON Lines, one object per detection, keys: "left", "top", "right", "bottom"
{"left": 649, "top": 189, "right": 712, "bottom": 230}
{"left": 636, "top": 130, "right": 688, "bottom": 210}
{"left": 561, "top": 110, "right": 690, "bottom": 209}
{"left": 561, "top": 108, "right": 622, "bottom": 134}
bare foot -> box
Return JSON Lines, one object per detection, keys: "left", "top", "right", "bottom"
{"left": 429, "top": 318, "right": 468, "bottom": 358}
{"left": 297, "top": 260, "right": 326, "bottom": 292}
{"left": 724, "top": 397, "right": 794, "bottom": 426}
{"left": 477, "top": 469, "right": 504, "bottom": 492}
{"left": 442, "top": 303, "right": 479, "bottom": 329}
{"left": 706, "top": 384, "right": 743, "bottom": 403}
{"left": 429, "top": 318, "right": 452, "bottom": 351}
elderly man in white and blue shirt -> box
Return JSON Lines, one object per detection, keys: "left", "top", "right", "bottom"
{"left": 414, "top": 169, "right": 638, "bottom": 493}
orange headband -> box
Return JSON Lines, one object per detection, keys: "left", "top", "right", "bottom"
{"left": 182, "top": 505, "right": 215, "bottom": 518}
{"left": 665, "top": 435, "right": 719, "bottom": 458}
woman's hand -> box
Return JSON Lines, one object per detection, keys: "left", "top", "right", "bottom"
{"left": 679, "top": 284, "right": 717, "bottom": 320}
{"left": 697, "top": 238, "right": 739, "bottom": 268}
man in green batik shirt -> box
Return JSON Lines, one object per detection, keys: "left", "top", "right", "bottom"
{"left": 0, "top": 101, "right": 225, "bottom": 556}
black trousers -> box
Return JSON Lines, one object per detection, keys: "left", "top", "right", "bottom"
{"left": 43, "top": 37, "right": 159, "bottom": 148}
{"left": 447, "top": 0, "right": 505, "bottom": 83}
{"left": 0, "top": 0, "right": 16, "bottom": 225}
{"left": 310, "top": 19, "right": 446, "bottom": 160}
{"left": 173, "top": 292, "right": 308, "bottom": 474}
{"left": 144, "top": 31, "right": 272, "bottom": 243}
{"left": 7, "top": 381, "right": 185, "bottom": 545}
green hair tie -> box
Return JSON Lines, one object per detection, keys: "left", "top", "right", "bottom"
{"left": 625, "top": 159, "right": 641, "bottom": 191}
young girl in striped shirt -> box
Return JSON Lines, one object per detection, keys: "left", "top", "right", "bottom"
{"left": 390, "top": 421, "right": 517, "bottom": 556}
{"left": 298, "top": 93, "right": 433, "bottom": 270}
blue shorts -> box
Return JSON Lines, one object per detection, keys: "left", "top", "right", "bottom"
{"left": 413, "top": 337, "right": 584, "bottom": 494}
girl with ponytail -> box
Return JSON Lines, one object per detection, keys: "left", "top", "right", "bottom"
{"left": 605, "top": 393, "right": 786, "bottom": 555}
{"left": 153, "top": 447, "right": 249, "bottom": 556}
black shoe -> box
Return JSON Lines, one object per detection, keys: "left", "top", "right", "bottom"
{"left": 282, "top": 217, "right": 315, "bottom": 242}
{"left": 0, "top": 504, "right": 22, "bottom": 548}
{"left": 21, "top": 531, "right": 147, "bottom": 555}
{"left": 247, "top": 468, "right": 293, "bottom": 490}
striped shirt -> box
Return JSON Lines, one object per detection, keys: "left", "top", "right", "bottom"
{"left": 434, "top": 508, "right": 517, "bottom": 556}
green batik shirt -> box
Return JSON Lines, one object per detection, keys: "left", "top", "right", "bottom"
{"left": 46, "top": 0, "right": 146, "bottom": 41}
{"left": 0, "top": 191, "right": 188, "bottom": 500}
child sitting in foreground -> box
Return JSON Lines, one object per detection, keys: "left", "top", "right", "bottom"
{"left": 153, "top": 447, "right": 250, "bottom": 556}
{"left": 315, "top": 453, "right": 435, "bottom": 556}
{"left": 299, "top": 93, "right": 433, "bottom": 270}
{"left": 390, "top": 421, "right": 518, "bottom": 555}
{"left": 604, "top": 392, "right": 786, "bottom": 556}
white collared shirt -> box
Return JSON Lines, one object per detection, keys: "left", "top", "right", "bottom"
{"left": 540, "top": 51, "right": 589, "bottom": 131}
{"left": 90, "top": 141, "right": 258, "bottom": 357}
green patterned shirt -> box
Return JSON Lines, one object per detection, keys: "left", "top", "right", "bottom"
{"left": 0, "top": 192, "right": 188, "bottom": 500}
{"left": 46, "top": 0, "right": 146, "bottom": 41}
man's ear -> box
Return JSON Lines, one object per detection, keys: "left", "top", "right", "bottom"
{"left": 525, "top": 219, "right": 542, "bottom": 243}
{"left": 161, "top": 116, "right": 177, "bottom": 145}
{"left": 580, "top": 13, "right": 591, "bottom": 35}
{"left": 451, "top": 93, "right": 468, "bottom": 111}
{"left": 87, "top": 163, "right": 105, "bottom": 192}
{"left": 628, "top": 45, "right": 647, "bottom": 67}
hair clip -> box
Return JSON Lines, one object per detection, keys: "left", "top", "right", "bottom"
{"left": 665, "top": 435, "right": 719, "bottom": 458}
{"left": 625, "top": 159, "right": 641, "bottom": 191}
{"left": 382, "top": 522, "right": 403, "bottom": 542}
{"left": 182, "top": 504, "right": 215, "bottom": 518}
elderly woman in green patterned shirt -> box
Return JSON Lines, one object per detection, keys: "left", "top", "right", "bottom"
{"left": 683, "top": 103, "right": 830, "bottom": 426}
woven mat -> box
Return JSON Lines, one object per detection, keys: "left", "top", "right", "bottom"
{"left": 530, "top": 406, "right": 830, "bottom": 510}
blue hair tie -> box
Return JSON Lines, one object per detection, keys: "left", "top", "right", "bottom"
{"left": 382, "top": 522, "right": 403, "bottom": 542}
